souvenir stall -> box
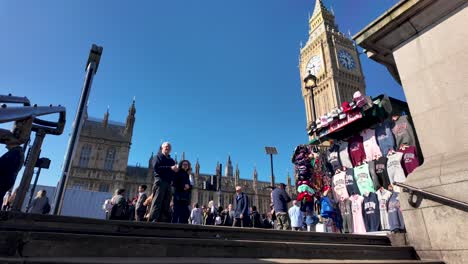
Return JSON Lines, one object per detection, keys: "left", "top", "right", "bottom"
{"left": 292, "top": 92, "right": 421, "bottom": 234}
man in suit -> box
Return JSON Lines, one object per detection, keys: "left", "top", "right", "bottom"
{"left": 233, "top": 186, "right": 249, "bottom": 228}
{"left": 135, "top": 185, "right": 148, "bottom": 221}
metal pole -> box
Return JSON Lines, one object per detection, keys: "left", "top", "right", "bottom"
{"left": 12, "top": 130, "right": 46, "bottom": 211}
{"left": 26, "top": 167, "right": 41, "bottom": 212}
{"left": 270, "top": 154, "right": 275, "bottom": 187}
{"left": 53, "top": 62, "right": 97, "bottom": 215}
{"left": 310, "top": 92, "right": 316, "bottom": 121}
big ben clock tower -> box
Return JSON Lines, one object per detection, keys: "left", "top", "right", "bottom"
{"left": 300, "top": 0, "right": 365, "bottom": 133}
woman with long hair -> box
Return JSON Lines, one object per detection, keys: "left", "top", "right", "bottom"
{"left": 172, "top": 160, "right": 192, "bottom": 224}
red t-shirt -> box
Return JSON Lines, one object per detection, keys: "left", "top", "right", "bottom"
{"left": 348, "top": 135, "right": 366, "bottom": 167}
{"left": 398, "top": 145, "right": 419, "bottom": 175}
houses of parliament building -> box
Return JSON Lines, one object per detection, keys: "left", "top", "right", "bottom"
{"left": 65, "top": 100, "right": 293, "bottom": 214}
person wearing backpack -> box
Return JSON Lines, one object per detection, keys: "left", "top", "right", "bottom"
{"left": 30, "top": 190, "right": 50, "bottom": 214}
{"left": 110, "top": 189, "right": 128, "bottom": 220}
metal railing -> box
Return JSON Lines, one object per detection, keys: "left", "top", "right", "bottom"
{"left": 394, "top": 182, "right": 468, "bottom": 213}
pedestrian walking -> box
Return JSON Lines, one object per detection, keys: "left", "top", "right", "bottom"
{"left": 127, "top": 198, "right": 136, "bottom": 221}
{"left": 189, "top": 203, "right": 203, "bottom": 225}
{"left": 215, "top": 206, "right": 224, "bottom": 225}
{"left": 2, "top": 191, "right": 11, "bottom": 211}
{"left": 250, "top": 206, "right": 262, "bottom": 228}
{"left": 29, "top": 190, "right": 51, "bottom": 215}
{"left": 205, "top": 200, "right": 217, "bottom": 225}
{"left": 143, "top": 194, "right": 153, "bottom": 220}
{"left": 223, "top": 204, "right": 235, "bottom": 226}
{"left": 271, "top": 183, "right": 292, "bottom": 230}
{"left": 289, "top": 200, "right": 304, "bottom": 231}
{"left": 172, "top": 160, "right": 192, "bottom": 224}
{"left": 148, "top": 142, "right": 177, "bottom": 223}
{"left": 102, "top": 198, "right": 113, "bottom": 220}
{"left": 110, "top": 189, "right": 128, "bottom": 220}
{"left": 233, "top": 186, "right": 249, "bottom": 227}
{"left": 135, "top": 185, "right": 148, "bottom": 221}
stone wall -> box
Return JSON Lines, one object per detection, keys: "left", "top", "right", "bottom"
{"left": 392, "top": 5, "right": 468, "bottom": 264}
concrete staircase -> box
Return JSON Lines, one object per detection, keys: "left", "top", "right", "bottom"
{"left": 0, "top": 212, "right": 444, "bottom": 264}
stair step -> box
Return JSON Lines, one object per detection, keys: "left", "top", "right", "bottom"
{"left": 1, "top": 231, "right": 418, "bottom": 260}
{"left": 0, "top": 212, "right": 390, "bottom": 246}
{"left": 0, "top": 257, "right": 445, "bottom": 264}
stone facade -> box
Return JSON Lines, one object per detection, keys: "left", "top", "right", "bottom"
{"left": 66, "top": 100, "right": 148, "bottom": 198}
{"left": 300, "top": 0, "right": 365, "bottom": 136}
{"left": 354, "top": 1, "right": 468, "bottom": 263}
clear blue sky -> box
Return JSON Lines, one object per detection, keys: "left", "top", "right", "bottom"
{"left": 1, "top": 0, "right": 403, "bottom": 188}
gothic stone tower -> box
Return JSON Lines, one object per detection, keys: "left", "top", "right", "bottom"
{"left": 300, "top": 0, "right": 365, "bottom": 133}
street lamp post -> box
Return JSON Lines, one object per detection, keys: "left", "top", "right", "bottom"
{"left": 303, "top": 70, "right": 318, "bottom": 122}
{"left": 265, "top": 146, "right": 278, "bottom": 187}
{"left": 26, "top": 157, "right": 51, "bottom": 212}
{"left": 53, "top": 44, "right": 103, "bottom": 215}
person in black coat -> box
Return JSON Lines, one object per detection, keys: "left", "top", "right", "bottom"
{"left": 0, "top": 143, "right": 24, "bottom": 201}
{"left": 233, "top": 186, "right": 249, "bottom": 227}
{"left": 250, "top": 206, "right": 262, "bottom": 228}
{"left": 172, "top": 160, "right": 192, "bottom": 224}
{"left": 148, "top": 142, "right": 178, "bottom": 223}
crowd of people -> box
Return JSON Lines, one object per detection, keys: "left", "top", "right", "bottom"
{"left": 103, "top": 142, "right": 315, "bottom": 231}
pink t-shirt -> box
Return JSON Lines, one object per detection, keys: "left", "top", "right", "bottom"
{"left": 350, "top": 194, "right": 367, "bottom": 234}
{"left": 361, "top": 129, "right": 383, "bottom": 161}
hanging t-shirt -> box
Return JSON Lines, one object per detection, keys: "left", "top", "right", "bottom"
{"left": 398, "top": 145, "right": 420, "bottom": 175}
{"left": 368, "top": 160, "right": 380, "bottom": 191}
{"left": 320, "top": 196, "right": 336, "bottom": 218}
{"left": 387, "top": 152, "right": 406, "bottom": 184}
{"left": 375, "top": 120, "right": 396, "bottom": 156}
{"left": 374, "top": 157, "right": 391, "bottom": 189}
{"left": 348, "top": 135, "right": 366, "bottom": 167}
{"left": 363, "top": 192, "right": 381, "bottom": 232}
{"left": 339, "top": 199, "right": 353, "bottom": 233}
{"left": 337, "top": 141, "right": 353, "bottom": 169}
{"left": 391, "top": 115, "right": 416, "bottom": 148}
{"left": 353, "top": 163, "right": 375, "bottom": 195}
{"left": 387, "top": 192, "right": 405, "bottom": 231}
{"left": 349, "top": 194, "right": 366, "bottom": 234}
{"left": 361, "top": 129, "right": 383, "bottom": 161}
{"left": 345, "top": 168, "right": 360, "bottom": 195}
{"left": 327, "top": 144, "right": 342, "bottom": 172}
{"left": 376, "top": 189, "right": 392, "bottom": 230}
{"left": 332, "top": 171, "right": 349, "bottom": 201}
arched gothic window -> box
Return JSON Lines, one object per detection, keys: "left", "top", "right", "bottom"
{"left": 78, "top": 144, "right": 92, "bottom": 168}
{"left": 104, "top": 147, "right": 116, "bottom": 171}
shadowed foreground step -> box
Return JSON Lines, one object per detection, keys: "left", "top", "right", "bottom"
{"left": 0, "top": 212, "right": 390, "bottom": 246}
{"left": 0, "top": 212, "right": 444, "bottom": 263}
{"left": 0, "top": 231, "right": 418, "bottom": 260}
{"left": 0, "top": 257, "right": 445, "bottom": 264}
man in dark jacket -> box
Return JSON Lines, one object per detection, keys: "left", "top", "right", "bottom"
{"left": 135, "top": 185, "right": 148, "bottom": 221}
{"left": 148, "top": 142, "right": 178, "bottom": 222}
{"left": 223, "top": 203, "right": 235, "bottom": 226}
{"left": 233, "top": 186, "right": 249, "bottom": 228}
{"left": 271, "top": 183, "right": 292, "bottom": 230}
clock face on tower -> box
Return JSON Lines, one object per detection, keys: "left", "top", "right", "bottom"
{"left": 338, "top": 50, "right": 356, "bottom": 70}
{"left": 305, "top": 55, "right": 322, "bottom": 76}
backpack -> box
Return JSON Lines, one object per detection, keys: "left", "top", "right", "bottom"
{"left": 110, "top": 198, "right": 128, "bottom": 220}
